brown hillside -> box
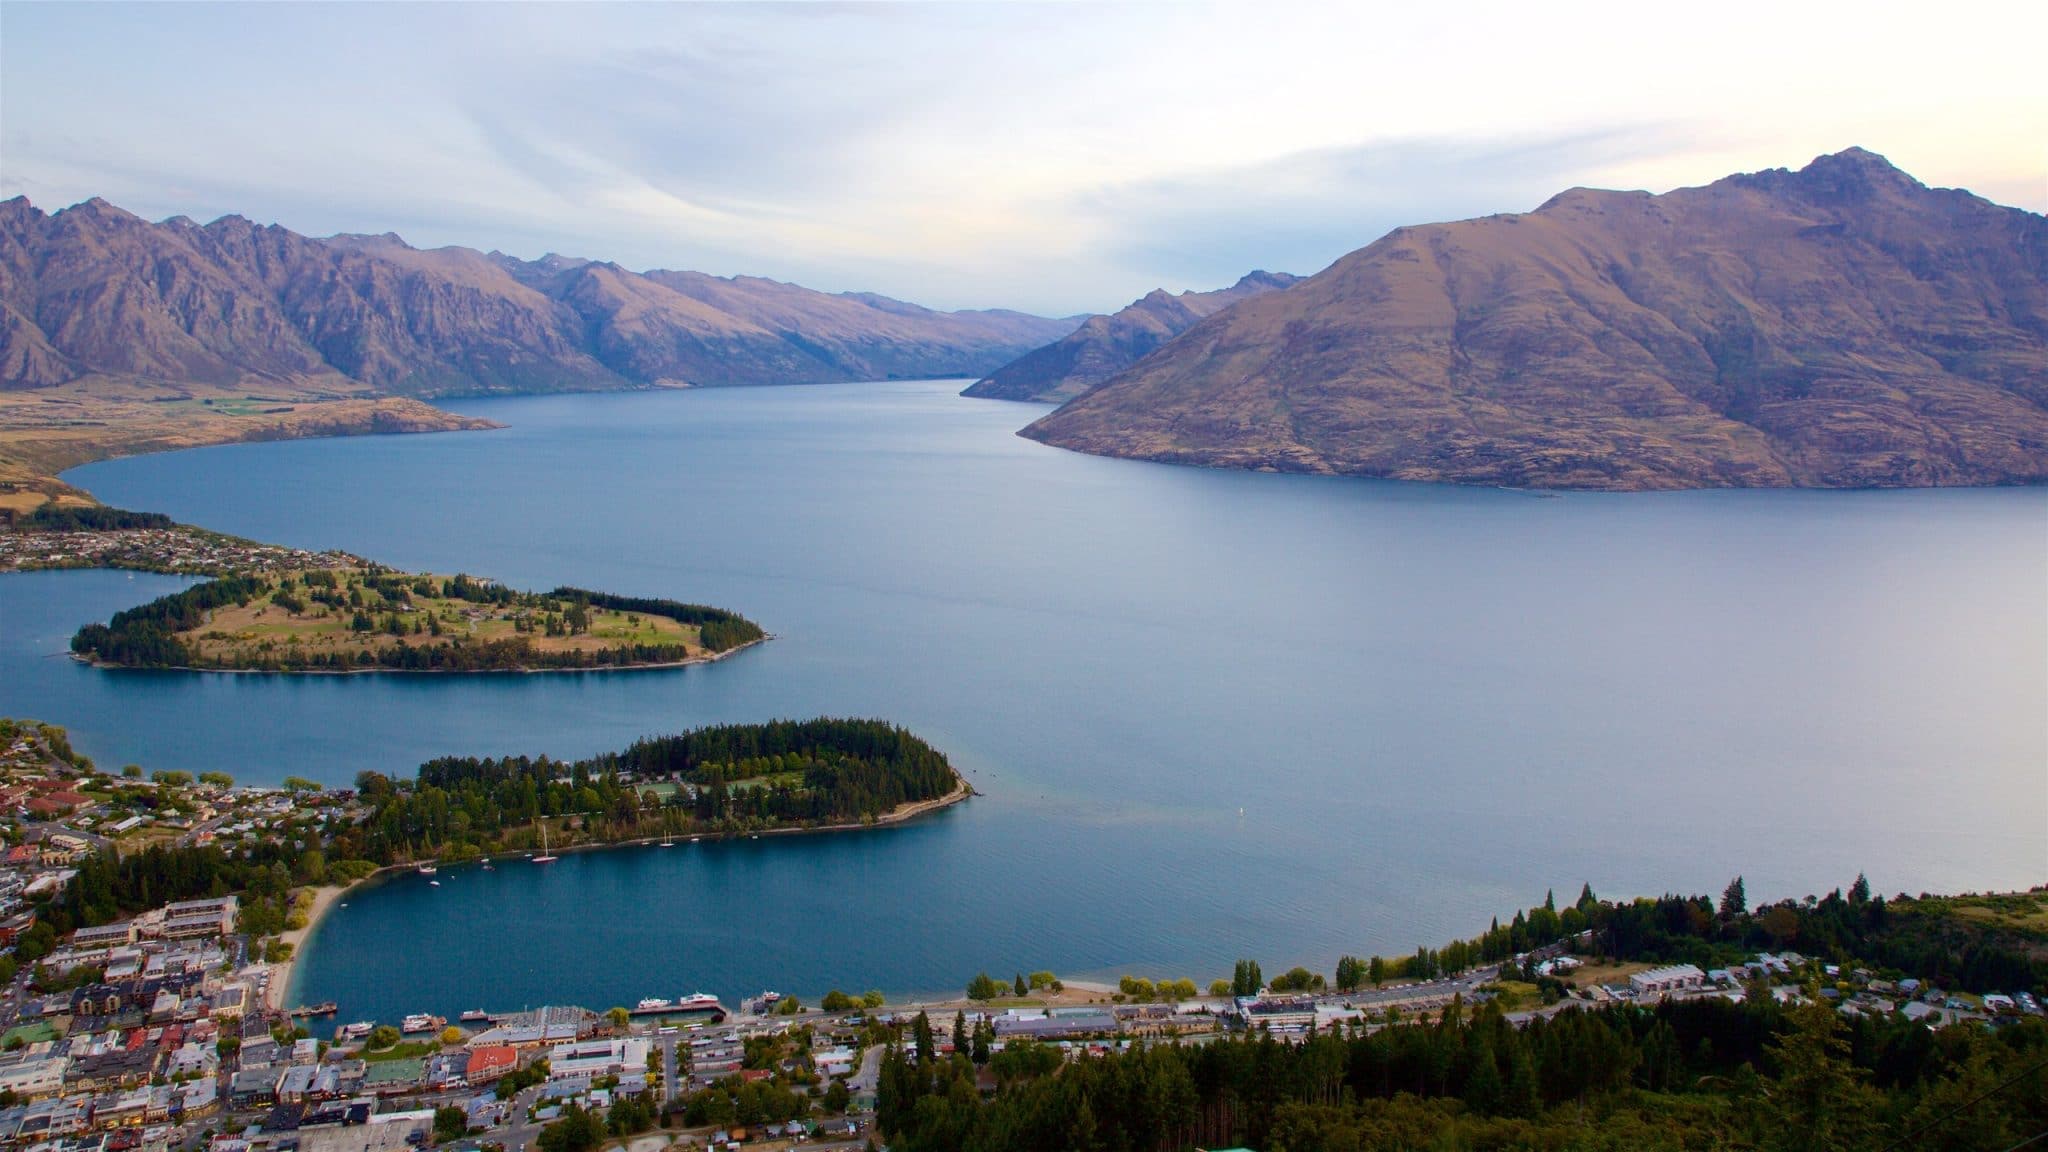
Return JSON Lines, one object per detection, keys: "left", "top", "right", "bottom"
{"left": 0, "top": 198, "right": 1078, "bottom": 398}
{"left": 964, "top": 271, "right": 1299, "bottom": 403}
{"left": 1023, "top": 149, "right": 2048, "bottom": 490}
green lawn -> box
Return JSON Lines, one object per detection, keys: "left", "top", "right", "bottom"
{"left": 363, "top": 1040, "right": 439, "bottom": 1063}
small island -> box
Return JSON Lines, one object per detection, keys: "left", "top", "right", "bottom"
{"left": 69, "top": 565, "right": 766, "bottom": 672}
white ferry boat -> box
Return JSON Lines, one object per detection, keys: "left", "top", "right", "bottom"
{"left": 630, "top": 993, "right": 722, "bottom": 1016}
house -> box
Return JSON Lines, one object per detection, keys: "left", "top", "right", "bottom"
{"left": 27, "top": 794, "right": 92, "bottom": 821}
{"left": 0, "top": 910, "right": 37, "bottom": 946}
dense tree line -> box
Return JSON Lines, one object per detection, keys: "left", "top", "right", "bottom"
{"left": 49, "top": 841, "right": 323, "bottom": 935}
{"left": 334, "top": 719, "right": 961, "bottom": 863}
{"left": 237, "top": 636, "right": 703, "bottom": 672}
{"left": 70, "top": 574, "right": 268, "bottom": 665}
{"left": 1314, "top": 880, "right": 2046, "bottom": 999}
{"left": 550, "top": 587, "right": 765, "bottom": 652}
{"left": 878, "top": 996, "right": 2048, "bottom": 1151}
{"left": 10, "top": 505, "right": 176, "bottom": 532}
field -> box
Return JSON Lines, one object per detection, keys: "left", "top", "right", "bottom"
{"left": 0, "top": 374, "right": 495, "bottom": 510}
{"left": 1914, "top": 891, "right": 2048, "bottom": 936}
{"left": 179, "top": 569, "right": 713, "bottom": 667}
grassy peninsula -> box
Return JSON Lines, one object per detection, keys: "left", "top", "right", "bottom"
{"left": 69, "top": 566, "right": 765, "bottom": 672}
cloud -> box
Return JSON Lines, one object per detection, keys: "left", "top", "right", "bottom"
{"left": 1067, "top": 125, "right": 1707, "bottom": 291}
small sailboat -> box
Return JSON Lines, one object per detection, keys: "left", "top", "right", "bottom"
{"left": 417, "top": 862, "right": 437, "bottom": 875}
{"left": 429, "top": 880, "right": 441, "bottom": 887}
{"left": 533, "top": 819, "right": 558, "bottom": 863}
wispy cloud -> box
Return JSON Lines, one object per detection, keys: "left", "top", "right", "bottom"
{"left": 1069, "top": 125, "right": 1705, "bottom": 289}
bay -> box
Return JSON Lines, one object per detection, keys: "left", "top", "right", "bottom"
{"left": 3, "top": 379, "right": 2041, "bottom": 1018}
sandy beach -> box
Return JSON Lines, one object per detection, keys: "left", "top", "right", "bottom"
{"left": 265, "top": 882, "right": 350, "bottom": 1010}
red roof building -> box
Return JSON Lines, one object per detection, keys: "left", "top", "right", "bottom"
{"left": 464, "top": 1045, "right": 519, "bottom": 1082}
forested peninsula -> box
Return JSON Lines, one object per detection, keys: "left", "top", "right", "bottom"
{"left": 339, "top": 717, "right": 970, "bottom": 861}
{"left": 69, "top": 566, "right": 765, "bottom": 672}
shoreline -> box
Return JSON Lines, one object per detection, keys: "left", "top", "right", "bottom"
{"left": 69, "top": 634, "right": 770, "bottom": 677}
{"left": 268, "top": 882, "right": 349, "bottom": 1011}
{"left": 281, "top": 779, "right": 974, "bottom": 1009}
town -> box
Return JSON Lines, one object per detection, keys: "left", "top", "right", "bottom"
{"left": 2, "top": 718, "right": 2043, "bottom": 1152}
{"left": 0, "top": 525, "right": 360, "bottom": 580}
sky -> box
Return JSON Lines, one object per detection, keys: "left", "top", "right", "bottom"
{"left": 3, "top": 1, "right": 2043, "bottom": 315}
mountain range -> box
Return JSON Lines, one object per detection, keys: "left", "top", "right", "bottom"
{"left": 962, "top": 271, "right": 1299, "bottom": 403}
{"left": 0, "top": 197, "right": 1079, "bottom": 397}
{"left": 1024, "top": 149, "right": 2048, "bottom": 489}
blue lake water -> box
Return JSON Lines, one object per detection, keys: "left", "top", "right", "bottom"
{"left": 3, "top": 380, "right": 2043, "bottom": 1018}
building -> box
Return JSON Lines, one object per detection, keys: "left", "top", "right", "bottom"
{"left": 463, "top": 1046, "right": 519, "bottom": 1083}
{"left": 1233, "top": 997, "right": 1319, "bottom": 1031}
{"left": 159, "top": 897, "right": 238, "bottom": 940}
{"left": 0, "top": 1057, "right": 68, "bottom": 1101}
{"left": 467, "top": 1006, "right": 590, "bottom": 1049}
{"left": 546, "top": 1038, "right": 649, "bottom": 1081}
{"left": 211, "top": 985, "right": 249, "bottom": 1020}
{"left": 1630, "top": 964, "right": 1707, "bottom": 995}
{"left": 70, "top": 922, "right": 136, "bottom": 950}
{"left": 992, "top": 1011, "right": 1119, "bottom": 1040}
{"left": 0, "top": 911, "right": 36, "bottom": 946}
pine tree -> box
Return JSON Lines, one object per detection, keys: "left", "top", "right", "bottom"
{"left": 1463, "top": 1039, "right": 1503, "bottom": 1115}
{"left": 1504, "top": 1041, "right": 1541, "bottom": 1118}
{"left": 1721, "top": 876, "right": 1747, "bottom": 917}
{"left": 913, "top": 1012, "right": 935, "bottom": 1066}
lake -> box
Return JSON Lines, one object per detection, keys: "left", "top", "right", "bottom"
{"left": 4, "top": 380, "right": 2042, "bottom": 1018}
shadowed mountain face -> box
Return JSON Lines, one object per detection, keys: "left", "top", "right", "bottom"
{"left": 962, "top": 271, "right": 1299, "bottom": 403}
{"left": 1025, "top": 149, "right": 2048, "bottom": 490}
{"left": 0, "top": 199, "right": 1079, "bottom": 396}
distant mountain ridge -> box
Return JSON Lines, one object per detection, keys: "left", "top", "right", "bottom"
{"left": 0, "top": 197, "right": 1080, "bottom": 396}
{"left": 1024, "top": 149, "right": 2048, "bottom": 490}
{"left": 962, "top": 270, "right": 1299, "bottom": 403}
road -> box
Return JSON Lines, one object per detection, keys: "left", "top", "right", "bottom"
{"left": 847, "top": 1043, "right": 883, "bottom": 1098}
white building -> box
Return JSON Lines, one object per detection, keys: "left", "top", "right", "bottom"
{"left": 0, "top": 1056, "right": 67, "bottom": 1100}
{"left": 547, "top": 1038, "right": 650, "bottom": 1082}
{"left": 1629, "top": 964, "right": 1706, "bottom": 995}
